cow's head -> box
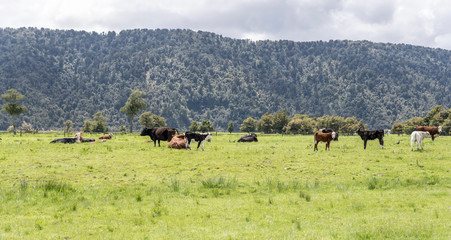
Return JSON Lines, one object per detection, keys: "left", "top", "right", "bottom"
{"left": 438, "top": 126, "right": 442, "bottom": 133}
{"left": 140, "top": 128, "right": 152, "bottom": 136}
{"left": 206, "top": 133, "right": 212, "bottom": 142}
{"left": 331, "top": 132, "right": 336, "bottom": 139}
{"left": 354, "top": 129, "right": 361, "bottom": 136}
{"left": 74, "top": 132, "right": 82, "bottom": 143}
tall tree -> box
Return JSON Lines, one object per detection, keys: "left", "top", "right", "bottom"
{"left": 120, "top": 90, "right": 147, "bottom": 133}
{"left": 1, "top": 89, "right": 28, "bottom": 135}
{"left": 240, "top": 117, "right": 257, "bottom": 133}
{"left": 227, "top": 121, "right": 234, "bottom": 134}
{"left": 199, "top": 119, "right": 214, "bottom": 132}
{"left": 257, "top": 113, "right": 274, "bottom": 133}
{"left": 139, "top": 112, "right": 166, "bottom": 129}
{"left": 189, "top": 121, "right": 199, "bottom": 131}
{"left": 63, "top": 120, "right": 73, "bottom": 137}
{"left": 272, "top": 109, "right": 290, "bottom": 134}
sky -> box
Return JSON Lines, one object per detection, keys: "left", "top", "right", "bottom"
{"left": 1, "top": 0, "right": 451, "bottom": 50}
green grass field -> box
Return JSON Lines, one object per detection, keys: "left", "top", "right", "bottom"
{"left": 0, "top": 132, "right": 449, "bottom": 239}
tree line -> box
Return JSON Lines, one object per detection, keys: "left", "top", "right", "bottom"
{"left": 390, "top": 105, "right": 451, "bottom": 135}
{"left": 4, "top": 87, "right": 447, "bottom": 136}
{"left": 0, "top": 28, "right": 450, "bottom": 131}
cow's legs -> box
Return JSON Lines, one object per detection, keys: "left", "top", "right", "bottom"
{"left": 379, "top": 137, "right": 384, "bottom": 149}
{"left": 325, "top": 142, "right": 329, "bottom": 151}
{"left": 196, "top": 141, "right": 202, "bottom": 151}
{"left": 364, "top": 140, "right": 367, "bottom": 150}
{"left": 314, "top": 142, "right": 318, "bottom": 151}
{"left": 185, "top": 139, "right": 191, "bottom": 150}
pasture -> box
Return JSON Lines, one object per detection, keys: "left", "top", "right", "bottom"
{"left": 0, "top": 132, "right": 449, "bottom": 239}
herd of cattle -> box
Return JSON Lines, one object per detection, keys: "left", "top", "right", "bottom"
{"left": 49, "top": 126, "right": 443, "bottom": 152}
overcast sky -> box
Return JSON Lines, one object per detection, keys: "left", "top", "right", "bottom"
{"left": 1, "top": 0, "right": 451, "bottom": 50}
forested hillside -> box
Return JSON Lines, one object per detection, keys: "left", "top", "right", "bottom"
{"left": 0, "top": 27, "right": 450, "bottom": 131}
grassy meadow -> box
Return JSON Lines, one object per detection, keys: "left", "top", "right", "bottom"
{"left": 0, "top": 132, "right": 449, "bottom": 239}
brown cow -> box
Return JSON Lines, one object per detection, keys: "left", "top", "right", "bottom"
{"left": 314, "top": 131, "right": 336, "bottom": 151}
{"left": 168, "top": 134, "right": 187, "bottom": 149}
{"left": 415, "top": 126, "right": 442, "bottom": 141}
{"left": 99, "top": 134, "right": 113, "bottom": 140}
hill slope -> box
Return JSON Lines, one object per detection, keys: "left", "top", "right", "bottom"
{"left": 0, "top": 28, "right": 450, "bottom": 130}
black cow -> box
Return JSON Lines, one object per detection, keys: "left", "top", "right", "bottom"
{"left": 319, "top": 128, "right": 339, "bottom": 141}
{"left": 185, "top": 131, "right": 212, "bottom": 150}
{"left": 50, "top": 137, "right": 78, "bottom": 144}
{"left": 140, "top": 127, "right": 178, "bottom": 147}
{"left": 238, "top": 133, "right": 258, "bottom": 142}
{"left": 355, "top": 128, "right": 384, "bottom": 149}
{"left": 50, "top": 138, "right": 95, "bottom": 143}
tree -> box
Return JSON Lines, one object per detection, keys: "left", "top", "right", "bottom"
{"left": 1, "top": 89, "right": 28, "bottom": 135}
{"left": 227, "top": 122, "right": 234, "bottom": 133}
{"left": 257, "top": 113, "right": 273, "bottom": 133}
{"left": 391, "top": 123, "right": 404, "bottom": 135}
{"left": 423, "top": 105, "right": 444, "bottom": 126}
{"left": 19, "top": 121, "right": 34, "bottom": 133}
{"left": 120, "top": 90, "right": 147, "bottom": 133}
{"left": 285, "top": 118, "right": 315, "bottom": 134}
{"left": 240, "top": 117, "right": 257, "bottom": 133}
{"left": 403, "top": 117, "right": 424, "bottom": 134}
{"left": 272, "top": 109, "right": 290, "bottom": 134}
{"left": 92, "top": 112, "right": 108, "bottom": 133}
{"left": 139, "top": 112, "right": 166, "bottom": 129}
{"left": 199, "top": 119, "right": 214, "bottom": 132}
{"left": 83, "top": 120, "right": 94, "bottom": 133}
{"left": 340, "top": 117, "right": 365, "bottom": 135}
{"left": 63, "top": 120, "right": 73, "bottom": 137}
{"left": 189, "top": 121, "right": 199, "bottom": 131}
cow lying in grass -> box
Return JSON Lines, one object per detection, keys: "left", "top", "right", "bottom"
{"left": 411, "top": 131, "right": 431, "bottom": 151}
{"left": 314, "top": 131, "right": 336, "bottom": 151}
{"left": 238, "top": 133, "right": 258, "bottom": 142}
{"left": 99, "top": 134, "right": 113, "bottom": 140}
{"left": 168, "top": 134, "right": 186, "bottom": 149}
{"left": 50, "top": 132, "right": 83, "bottom": 143}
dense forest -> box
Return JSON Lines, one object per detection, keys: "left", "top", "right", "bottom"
{"left": 0, "top": 27, "right": 450, "bottom": 131}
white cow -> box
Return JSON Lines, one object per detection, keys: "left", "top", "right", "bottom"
{"left": 411, "top": 131, "right": 431, "bottom": 151}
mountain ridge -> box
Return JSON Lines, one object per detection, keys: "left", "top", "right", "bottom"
{"left": 0, "top": 27, "right": 449, "bottom": 130}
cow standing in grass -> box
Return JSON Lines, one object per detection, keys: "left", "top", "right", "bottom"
{"left": 140, "top": 127, "right": 178, "bottom": 147}
{"left": 185, "top": 132, "right": 212, "bottom": 150}
{"left": 319, "top": 128, "right": 339, "bottom": 141}
{"left": 355, "top": 129, "right": 384, "bottom": 149}
{"left": 415, "top": 126, "right": 442, "bottom": 141}
{"left": 411, "top": 131, "right": 431, "bottom": 151}
{"left": 314, "top": 131, "right": 336, "bottom": 151}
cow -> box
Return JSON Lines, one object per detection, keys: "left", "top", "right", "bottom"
{"left": 99, "top": 134, "right": 113, "bottom": 140}
{"left": 140, "top": 127, "right": 178, "bottom": 147}
{"left": 313, "top": 131, "right": 336, "bottom": 151}
{"left": 168, "top": 134, "right": 187, "bottom": 149}
{"left": 355, "top": 129, "right": 384, "bottom": 149}
{"left": 415, "top": 126, "right": 442, "bottom": 141}
{"left": 411, "top": 131, "right": 431, "bottom": 151}
{"left": 319, "top": 128, "right": 339, "bottom": 141}
{"left": 50, "top": 132, "right": 83, "bottom": 144}
{"left": 185, "top": 131, "right": 212, "bottom": 150}
{"left": 238, "top": 133, "right": 258, "bottom": 142}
